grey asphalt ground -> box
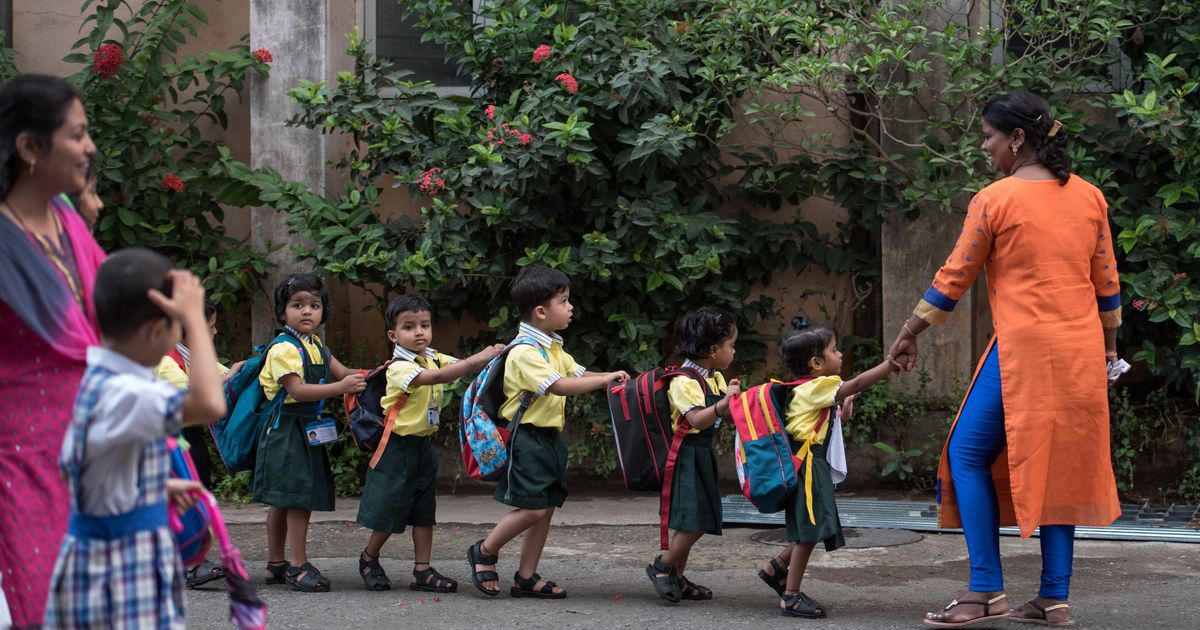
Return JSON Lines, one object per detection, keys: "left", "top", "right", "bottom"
{"left": 184, "top": 495, "right": 1199, "bottom": 629}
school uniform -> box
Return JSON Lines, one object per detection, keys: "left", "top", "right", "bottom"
{"left": 493, "top": 322, "right": 585, "bottom": 510}
{"left": 357, "top": 346, "right": 457, "bottom": 533}
{"left": 44, "top": 347, "right": 187, "bottom": 629}
{"left": 251, "top": 329, "right": 335, "bottom": 512}
{"left": 154, "top": 344, "right": 228, "bottom": 488}
{"left": 783, "top": 376, "right": 846, "bottom": 551}
{"left": 665, "top": 359, "right": 727, "bottom": 535}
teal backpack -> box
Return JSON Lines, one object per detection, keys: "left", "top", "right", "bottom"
{"left": 210, "top": 331, "right": 310, "bottom": 472}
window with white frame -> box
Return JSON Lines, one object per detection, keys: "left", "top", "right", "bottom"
{"left": 367, "top": 0, "right": 471, "bottom": 89}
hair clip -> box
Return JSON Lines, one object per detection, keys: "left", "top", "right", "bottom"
{"left": 1047, "top": 119, "right": 1062, "bottom": 138}
{"left": 791, "top": 315, "right": 809, "bottom": 330}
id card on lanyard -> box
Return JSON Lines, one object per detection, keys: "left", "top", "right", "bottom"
{"left": 306, "top": 377, "right": 338, "bottom": 446}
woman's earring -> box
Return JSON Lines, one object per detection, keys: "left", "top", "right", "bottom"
{"left": 1010, "top": 144, "right": 1019, "bottom": 156}
{"left": 28, "top": 159, "right": 36, "bottom": 176}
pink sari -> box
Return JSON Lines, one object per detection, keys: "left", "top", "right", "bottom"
{"left": 0, "top": 196, "right": 104, "bottom": 627}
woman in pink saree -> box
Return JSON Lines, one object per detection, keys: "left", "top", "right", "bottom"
{"left": 0, "top": 75, "right": 103, "bottom": 629}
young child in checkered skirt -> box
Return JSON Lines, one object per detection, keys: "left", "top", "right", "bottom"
{"left": 43, "top": 249, "right": 227, "bottom": 629}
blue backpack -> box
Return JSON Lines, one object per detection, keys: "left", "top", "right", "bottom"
{"left": 459, "top": 337, "right": 546, "bottom": 483}
{"left": 210, "top": 331, "right": 311, "bottom": 473}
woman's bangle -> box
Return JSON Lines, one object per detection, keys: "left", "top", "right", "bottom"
{"left": 903, "top": 321, "right": 918, "bottom": 338}
{"left": 1105, "top": 351, "right": 1118, "bottom": 360}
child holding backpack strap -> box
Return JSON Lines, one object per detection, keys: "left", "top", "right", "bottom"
{"left": 357, "top": 294, "right": 502, "bottom": 592}
{"left": 647, "top": 307, "right": 742, "bottom": 603}
{"left": 756, "top": 318, "right": 896, "bottom": 619}
{"left": 253, "top": 274, "right": 366, "bottom": 593}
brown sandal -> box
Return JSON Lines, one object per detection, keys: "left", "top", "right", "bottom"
{"left": 1009, "top": 600, "right": 1076, "bottom": 627}
{"left": 923, "top": 593, "right": 1010, "bottom": 628}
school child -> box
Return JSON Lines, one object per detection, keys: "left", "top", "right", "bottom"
{"left": 155, "top": 298, "right": 245, "bottom": 588}
{"left": 357, "top": 294, "right": 503, "bottom": 592}
{"left": 44, "top": 248, "right": 227, "bottom": 628}
{"left": 253, "top": 273, "right": 366, "bottom": 592}
{"left": 466, "top": 265, "right": 628, "bottom": 599}
{"left": 755, "top": 318, "right": 896, "bottom": 618}
{"left": 645, "top": 307, "right": 742, "bottom": 603}
{"left": 66, "top": 158, "right": 102, "bottom": 228}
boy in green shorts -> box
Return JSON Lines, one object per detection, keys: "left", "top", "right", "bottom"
{"left": 466, "top": 265, "right": 628, "bottom": 598}
{"left": 357, "top": 294, "right": 503, "bottom": 592}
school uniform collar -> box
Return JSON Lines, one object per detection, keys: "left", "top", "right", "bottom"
{"left": 517, "top": 322, "right": 563, "bottom": 349}
{"left": 682, "top": 358, "right": 713, "bottom": 378}
{"left": 393, "top": 344, "right": 439, "bottom": 362}
{"left": 281, "top": 324, "right": 315, "bottom": 345}
{"left": 175, "top": 343, "right": 191, "bottom": 366}
{"left": 88, "top": 346, "right": 156, "bottom": 381}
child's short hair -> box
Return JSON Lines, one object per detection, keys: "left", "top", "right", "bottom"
{"left": 511, "top": 265, "right": 570, "bottom": 320}
{"left": 675, "top": 307, "right": 737, "bottom": 360}
{"left": 204, "top": 298, "right": 217, "bottom": 321}
{"left": 781, "top": 316, "right": 836, "bottom": 377}
{"left": 93, "top": 248, "right": 175, "bottom": 340}
{"left": 384, "top": 294, "right": 433, "bottom": 328}
{"left": 272, "top": 273, "right": 332, "bottom": 325}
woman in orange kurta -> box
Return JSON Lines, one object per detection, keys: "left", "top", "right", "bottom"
{"left": 887, "top": 92, "right": 1123, "bottom": 628}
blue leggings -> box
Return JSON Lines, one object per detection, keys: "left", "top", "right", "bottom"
{"left": 947, "top": 342, "right": 1075, "bottom": 600}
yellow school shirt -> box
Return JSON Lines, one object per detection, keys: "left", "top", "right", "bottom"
{"left": 380, "top": 348, "right": 457, "bottom": 437}
{"left": 666, "top": 359, "right": 728, "bottom": 434}
{"left": 154, "top": 348, "right": 229, "bottom": 389}
{"left": 259, "top": 334, "right": 326, "bottom": 404}
{"left": 784, "top": 376, "right": 841, "bottom": 444}
{"left": 499, "top": 323, "right": 585, "bottom": 430}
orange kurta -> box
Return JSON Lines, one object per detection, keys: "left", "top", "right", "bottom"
{"left": 915, "top": 174, "right": 1122, "bottom": 537}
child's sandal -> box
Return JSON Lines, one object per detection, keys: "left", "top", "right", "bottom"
{"left": 678, "top": 575, "right": 713, "bottom": 600}
{"left": 782, "top": 592, "right": 827, "bottom": 619}
{"left": 287, "top": 562, "right": 332, "bottom": 593}
{"left": 411, "top": 563, "right": 457, "bottom": 593}
{"left": 359, "top": 551, "right": 391, "bottom": 591}
{"left": 264, "top": 560, "right": 290, "bottom": 585}
{"left": 645, "top": 555, "right": 680, "bottom": 603}
{"left": 466, "top": 539, "right": 500, "bottom": 597}
{"left": 509, "top": 571, "right": 566, "bottom": 599}
{"left": 757, "top": 557, "right": 789, "bottom": 597}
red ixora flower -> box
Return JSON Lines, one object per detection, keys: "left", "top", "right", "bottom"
{"left": 92, "top": 44, "right": 124, "bottom": 78}
{"left": 1131, "top": 299, "right": 1146, "bottom": 310}
{"left": 161, "top": 173, "right": 185, "bottom": 193}
{"left": 484, "top": 104, "right": 496, "bottom": 120}
{"left": 418, "top": 168, "right": 445, "bottom": 196}
{"left": 532, "top": 44, "right": 552, "bottom": 63}
{"left": 253, "top": 48, "right": 274, "bottom": 64}
{"left": 519, "top": 133, "right": 534, "bottom": 146}
{"left": 555, "top": 73, "right": 579, "bottom": 94}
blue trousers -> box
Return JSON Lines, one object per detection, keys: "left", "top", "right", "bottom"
{"left": 947, "top": 342, "right": 1075, "bottom": 600}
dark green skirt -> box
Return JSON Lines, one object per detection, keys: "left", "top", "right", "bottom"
{"left": 251, "top": 404, "right": 335, "bottom": 511}
{"left": 785, "top": 442, "right": 844, "bottom": 550}
{"left": 667, "top": 431, "right": 722, "bottom": 535}
{"left": 494, "top": 426, "right": 568, "bottom": 509}
{"left": 357, "top": 435, "right": 437, "bottom": 533}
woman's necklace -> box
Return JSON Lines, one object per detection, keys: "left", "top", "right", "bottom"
{"left": 2, "top": 200, "right": 83, "bottom": 305}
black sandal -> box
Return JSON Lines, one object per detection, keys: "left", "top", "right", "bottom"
{"left": 645, "top": 555, "right": 680, "bottom": 603}
{"left": 757, "top": 557, "right": 788, "bottom": 596}
{"left": 359, "top": 551, "right": 391, "bottom": 591}
{"left": 678, "top": 575, "right": 713, "bottom": 600}
{"left": 186, "top": 559, "right": 226, "bottom": 589}
{"left": 782, "top": 591, "right": 827, "bottom": 618}
{"left": 287, "top": 562, "right": 332, "bottom": 593}
{"left": 466, "top": 539, "right": 500, "bottom": 597}
{"left": 411, "top": 563, "right": 457, "bottom": 593}
{"left": 510, "top": 571, "right": 566, "bottom": 599}
{"left": 264, "top": 560, "right": 290, "bottom": 585}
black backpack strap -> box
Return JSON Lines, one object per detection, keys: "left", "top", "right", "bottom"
{"left": 664, "top": 366, "right": 712, "bottom": 398}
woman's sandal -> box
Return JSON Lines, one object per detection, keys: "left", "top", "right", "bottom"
{"left": 359, "top": 550, "right": 391, "bottom": 591}
{"left": 923, "top": 593, "right": 1010, "bottom": 628}
{"left": 264, "top": 560, "right": 290, "bottom": 585}
{"left": 510, "top": 571, "right": 567, "bottom": 599}
{"left": 645, "top": 555, "right": 680, "bottom": 603}
{"left": 466, "top": 539, "right": 500, "bottom": 597}
{"left": 757, "top": 557, "right": 788, "bottom": 597}
{"left": 678, "top": 575, "right": 713, "bottom": 601}
{"left": 411, "top": 563, "right": 458, "bottom": 593}
{"left": 287, "top": 562, "right": 332, "bottom": 593}
{"left": 1009, "top": 600, "right": 1076, "bottom": 627}
{"left": 781, "top": 591, "right": 827, "bottom": 619}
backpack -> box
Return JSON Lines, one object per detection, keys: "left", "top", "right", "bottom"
{"left": 210, "top": 331, "right": 317, "bottom": 472}
{"left": 343, "top": 355, "right": 441, "bottom": 469}
{"left": 728, "top": 378, "right": 828, "bottom": 515}
{"left": 166, "top": 437, "right": 212, "bottom": 569}
{"left": 605, "top": 366, "right": 708, "bottom": 492}
{"left": 458, "top": 337, "right": 546, "bottom": 483}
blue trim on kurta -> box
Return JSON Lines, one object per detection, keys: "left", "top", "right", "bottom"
{"left": 922, "top": 286, "right": 958, "bottom": 311}
{"left": 69, "top": 501, "right": 168, "bottom": 541}
{"left": 1096, "top": 292, "right": 1122, "bottom": 312}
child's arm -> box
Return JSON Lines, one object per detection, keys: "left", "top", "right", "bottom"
{"left": 680, "top": 378, "right": 742, "bottom": 431}
{"left": 328, "top": 354, "right": 360, "bottom": 381}
{"left": 222, "top": 360, "right": 246, "bottom": 383}
{"left": 279, "top": 370, "right": 365, "bottom": 403}
{"left": 410, "top": 344, "right": 505, "bottom": 386}
{"left": 835, "top": 361, "right": 897, "bottom": 401}
{"left": 545, "top": 370, "right": 630, "bottom": 396}
{"left": 149, "top": 270, "right": 225, "bottom": 424}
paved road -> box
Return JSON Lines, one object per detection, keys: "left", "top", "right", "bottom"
{"left": 185, "top": 496, "right": 1199, "bottom": 629}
